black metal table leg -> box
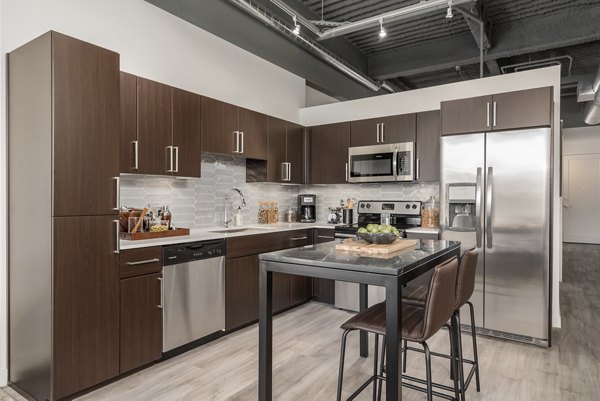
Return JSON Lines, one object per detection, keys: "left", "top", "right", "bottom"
{"left": 450, "top": 311, "right": 465, "bottom": 401}
{"left": 259, "top": 263, "right": 273, "bottom": 401}
{"left": 359, "top": 283, "right": 369, "bottom": 357}
{"left": 385, "top": 276, "right": 402, "bottom": 401}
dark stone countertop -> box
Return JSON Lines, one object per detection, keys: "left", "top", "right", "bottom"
{"left": 259, "top": 240, "right": 461, "bottom": 276}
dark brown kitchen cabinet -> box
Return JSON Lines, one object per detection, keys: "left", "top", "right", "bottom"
{"left": 51, "top": 32, "right": 120, "bottom": 217}
{"left": 9, "top": 32, "right": 121, "bottom": 401}
{"left": 312, "top": 228, "right": 335, "bottom": 304}
{"left": 441, "top": 87, "right": 553, "bottom": 135}
{"left": 120, "top": 71, "right": 138, "bottom": 174}
{"left": 416, "top": 110, "right": 441, "bottom": 182}
{"left": 265, "top": 118, "right": 305, "bottom": 184}
{"left": 120, "top": 247, "right": 162, "bottom": 279}
{"left": 120, "top": 272, "right": 162, "bottom": 374}
{"left": 137, "top": 77, "right": 173, "bottom": 176}
{"left": 310, "top": 122, "right": 351, "bottom": 184}
{"left": 53, "top": 216, "right": 120, "bottom": 399}
{"left": 202, "top": 97, "right": 268, "bottom": 160}
{"left": 225, "top": 255, "right": 259, "bottom": 330}
{"left": 172, "top": 87, "right": 202, "bottom": 177}
{"left": 273, "top": 273, "right": 291, "bottom": 313}
{"left": 350, "top": 113, "right": 416, "bottom": 147}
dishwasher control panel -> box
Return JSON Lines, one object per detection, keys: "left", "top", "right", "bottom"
{"left": 163, "top": 240, "right": 226, "bottom": 266}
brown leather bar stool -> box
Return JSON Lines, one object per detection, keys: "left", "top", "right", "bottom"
{"left": 336, "top": 257, "right": 460, "bottom": 401}
{"left": 402, "top": 248, "right": 481, "bottom": 401}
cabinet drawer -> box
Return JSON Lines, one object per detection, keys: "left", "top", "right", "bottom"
{"left": 120, "top": 247, "right": 162, "bottom": 278}
{"left": 226, "top": 232, "right": 290, "bottom": 259}
{"left": 288, "top": 229, "right": 312, "bottom": 247}
{"left": 314, "top": 228, "right": 335, "bottom": 243}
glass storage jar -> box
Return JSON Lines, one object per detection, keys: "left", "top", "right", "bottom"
{"left": 258, "top": 202, "right": 269, "bottom": 224}
{"left": 421, "top": 196, "right": 440, "bottom": 228}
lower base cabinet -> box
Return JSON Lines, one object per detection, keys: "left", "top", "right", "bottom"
{"left": 120, "top": 273, "right": 163, "bottom": 373}
{"left": 312, "top": 228, "right": 336, "bottom": 304}
{"left": 225, "top": 255, "right": 259, "bottom": 330}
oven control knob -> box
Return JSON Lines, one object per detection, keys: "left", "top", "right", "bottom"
{"left": 412, "top": 204, "right": 418, "bottom": 209}
{"left": 405, "top": 204, "right": 411, "bottom": 209}
{"left": 366, "top": 203, "right": 371, "bottom": 209}
{"left": 361, "top": 204, "right": 365, "bottom": 209}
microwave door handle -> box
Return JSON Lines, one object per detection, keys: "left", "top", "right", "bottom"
{"left": 392, "top": 147, "right": 398, "bottom": 180}
{"left": 475, "top": 167, "right": 483, "bottom": 248}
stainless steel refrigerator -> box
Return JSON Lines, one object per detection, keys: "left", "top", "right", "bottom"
{"left": 441, "top": 128, "right": 551, "bottom": 346}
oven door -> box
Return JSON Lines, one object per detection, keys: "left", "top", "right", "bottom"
{"left": 348, "top": 143, "right": 414, "bottom": 183}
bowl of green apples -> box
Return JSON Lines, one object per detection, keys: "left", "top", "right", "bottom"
{"left": 357, "top": 224, "right": 401, "bottom": 244}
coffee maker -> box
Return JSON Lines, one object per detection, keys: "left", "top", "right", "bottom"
{"left": 446, "top": 183, "right": 476, "bottom": 230}
{"left": 298, "top": 194, "right": 316, "bottom": 223}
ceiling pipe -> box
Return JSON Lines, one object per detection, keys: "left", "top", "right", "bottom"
{"left": 584, "top": 65, "right": 600, "bottom": 125}
{"left": 317, "top": 0, "right": 476, "bottom": 41}
{"left": 226, "top": 0, "right": 399, "bottom": 93}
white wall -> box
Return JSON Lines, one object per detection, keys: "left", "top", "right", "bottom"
{"left": 300, "top": 66, "right": 564, "bottom": 329}
{"left": 563, "top": 126, "right": 600, "bottom": 155}
{"left": 305, "top": 86, "right": 340, "bottom": 107}
{"left": 0, "top": 0, "right": 308, "bottom": 387}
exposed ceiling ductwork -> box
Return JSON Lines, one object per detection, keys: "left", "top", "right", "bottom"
{"left": 225, "top": 0, "right": 399, "bottom": 93}
{"left": 577, "top": 65, "right": 600, "bottom": 125}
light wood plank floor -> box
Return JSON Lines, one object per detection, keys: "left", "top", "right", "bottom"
{"left": 2, "top": 243, "right": 599, "bottom": 400}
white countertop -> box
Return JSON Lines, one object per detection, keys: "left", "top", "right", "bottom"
{"left": 120, "top": 222, "right": 335, "bottom": 250}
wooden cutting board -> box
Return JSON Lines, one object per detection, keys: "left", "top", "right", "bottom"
{"left": 335, "top": 238, "right": 418, "bottom": 254}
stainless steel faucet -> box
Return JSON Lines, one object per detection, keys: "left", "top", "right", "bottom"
{"left": 224, "top": 188, "right": 247, "bottom": 228}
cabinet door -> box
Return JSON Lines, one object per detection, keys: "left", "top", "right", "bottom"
{"left": 202, "top": 97, "right": 238, "bottom": 156}
{"left": 239, "top": 108, "right": 268, "bottom": 160}
{"left": 137, "top": 77, "right": 173, "bottom": 175}
{"left": 492, "top": 87, "right": 553, "bottom": 131}
{"left": 52, "top": 33, "right": 120, "bottom": 216}
{"left": 53, "top": 216, "right": 119, "bottom": 399}
{"left": 380, "top": 113, "right": 416, "bottom": 143}
{"left": 267, "top": 117, "right": 287, "bottom": 182}
{"left": 172, "top": 87, "right": 202, "bottom": 178}
{"left": 119, "top": 72, "right": 138, "bottom": 174}
{"left": 416, "top": 110, "right": 441, "bottom": 182}
{"left": 273, "top": 273, "right": 291, "bottom": 313}
{"left": 350, "top": 118, "right": 380, "bottom": 147}
{"left": 312, "top": 228, "right": 335, "bottom": 304}
{"left": 441, "top": 95, "right": 493, "bottom": 135}
{"left": 286, "top": 122, "right": 305, "bottom": 184}
{"left": 225, "top": 255, "right": 259, "bottom": 330}
{"left": 314, "top": 228, "right": 336, "bottom": 243}
{"left": 290, "top": 275, "right": 312, "bottom": 306}
{"left": 310, "top": 122, "right": 350, "bottom": 184}
{"left": 120, "top": 273, "right": 162, "bottom": 373}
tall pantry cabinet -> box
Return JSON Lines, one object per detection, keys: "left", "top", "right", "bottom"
{"left": 8, "top": 32, "right": 121, "bottom": 400}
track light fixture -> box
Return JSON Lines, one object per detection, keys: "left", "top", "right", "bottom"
{"left": 446, "top": 0, "right": 453, "bottom": 18}
{"left": 292, "top": 15, "right": 301, "bottom": 35}
{"left": 378, "top": 18, "right": 386, "bottom": 38}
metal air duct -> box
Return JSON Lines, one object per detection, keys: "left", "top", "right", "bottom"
{"left": 580, "top": 65, "right": 600, "bottom": 125}
{"left": 226, "top": 0, "right": 398, "bottom": 93}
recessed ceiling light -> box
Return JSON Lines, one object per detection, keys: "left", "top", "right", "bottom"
{"left": 378, "top": 18, "right": 386, "bottom": 38}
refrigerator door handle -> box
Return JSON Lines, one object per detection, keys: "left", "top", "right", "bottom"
{"left": 475, "top": 167, "right": 483, "bottom": 248}
{"left": 486, "top": 166, "right": 494, "bottom": 248}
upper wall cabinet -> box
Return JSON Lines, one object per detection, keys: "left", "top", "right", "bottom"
{"left": 309, "top": 122, "right": 350, "bottom": 185}
{"left": 350, "top": 113, "right": 416, "bottom": 147}
{"left": 202, "top": 97, "right": 268, "bottom": 160}
{"left": 119, "top": 75, "right": 202, "bottom": 178}
{"left": 441, "top": 87, "right": 553, "bottom": 135}
{"left": 266, "top": 117, "right": 304, "bottom": 184}
{"left": 415, "top": 110, "right": 441, "bottom": 182}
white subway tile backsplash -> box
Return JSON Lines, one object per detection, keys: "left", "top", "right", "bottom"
{"left": 120, "top": 154, "right": 440, "bottom": 229}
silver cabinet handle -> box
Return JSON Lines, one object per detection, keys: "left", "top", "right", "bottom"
{"left": 381, "top": 122, "right": 385, "bottom": 142}
{"left": 290, "top": 236, "right": 308, "bottom": 241}
{"left": 335, "top": 233, "right": 356, "bottom": 239}
{"left": 416, "top": 158, "right": 421, "bottom": 181}
{"left": 174, "top": 146, "right": 179, "bottom": 173}
{"left": 475, "top": 167, "right": 483, "bottom": 248}
{"left": 113, "top": 176, "right": 120, "bottom": 211}
{"left": 345, "top": 162, "right": 349, "bottom": 182}
{"left": 376, "top": 123, "right": 380, "bottom": 143}
{"left": 166, "top": 146, "right": 173, "bottom": 172}
{"left": 126, "top": 258, "right": 160, "bottom": 266}
{"left": 158, "top": 277, "right": 164, "bottom": 309}
{"left": 486, "top": 102, "right": 491, "bottom": 128}
{"left": 114, "top": 219, "right": 120, "bottom": 254}
{"left": 493, "top": 101, "right": 497, "bottom": 127}
{"left": 485, "top": 166, "right": 493, "bottom": 249}
{"left": 239, "top": 131, "right": 244, "bottom": 154}
{"left": 132, "top": 140, "right": 139, "bottom": 170}
{"left": 318, "top": 235, "right": 335, "bottom": 240}
{"left": 233, "top": 131, "right": 240, "bottom": 153}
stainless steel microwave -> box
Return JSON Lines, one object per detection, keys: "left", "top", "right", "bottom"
{"left": 348, "top": 142, "right": 415, "bottom": 183}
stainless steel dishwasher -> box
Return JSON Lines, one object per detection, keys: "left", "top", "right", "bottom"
{"left": 162, "top": 240, "right": 226, "bottom": 352}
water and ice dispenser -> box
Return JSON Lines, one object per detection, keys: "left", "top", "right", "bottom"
{"left": 446, "top": 183, "right": 476, "bottom": 230}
